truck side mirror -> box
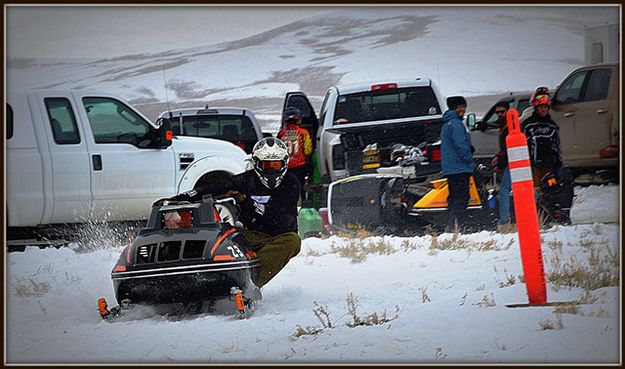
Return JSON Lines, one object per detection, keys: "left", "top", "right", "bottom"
{"left": 155, "top": 120, "right": 173, "bottom": 148}
{"left": 466, "top": 113, "right": 478, "bottom": 131}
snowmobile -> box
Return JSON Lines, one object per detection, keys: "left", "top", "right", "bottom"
{"left": 327, "top": 140, "right": 574, "bottom": 234}
{"left": 328, "top": 165, "right": 496, "bottom": 234}
{"left": 98, "top": 196, "right": 261, "bottom": 321}
{"left": 404, "top": 164, "right": 498, "bottom": 232}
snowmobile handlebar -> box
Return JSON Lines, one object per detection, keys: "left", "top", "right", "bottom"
{"left": 152, "top": 198, "right": 192, "bottom": 207}
{"left": 152, "top": 190, "right": 245, "bottom": 208}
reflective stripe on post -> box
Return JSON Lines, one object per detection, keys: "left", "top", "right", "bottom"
{"left": 505, "top": 108, "right": 547, "bottom": 305}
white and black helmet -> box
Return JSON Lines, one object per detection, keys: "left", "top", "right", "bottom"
{"left": 252, "top": 137, "right": 290, "bottom": 189}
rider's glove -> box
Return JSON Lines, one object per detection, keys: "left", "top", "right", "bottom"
{"left": 171, "top": 189, "right": 198, "bottom": 202}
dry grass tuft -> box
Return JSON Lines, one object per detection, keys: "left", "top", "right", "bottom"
{"left": 459, "top": 292, "right": 468, "bottom": 306}
{"left": 538, "top": 312, "right": 564, "bottom": 330}
{"left": 305, "top": 249, "right": 323, "bottom": 257}
{"left": 581, "top": 224, "right": 603, "bottom": 238}
{"left": 496, "top": 223, "right": 517, "bottom": 234}
{"left": 418, "top": 286, "right": 431, "bottom": 303}
{"left": 553, "top": 303, "right": 580, "bottom": 315}
{"left": 400, "top": 239, "right": 420, "bottom": 252}
{"left": 335, "top": 226, "right": 375, "bottom": 239}
{"left": 330, "top": 238, "right": 395, "bottom": 263}
{"left": 494, "top": 266, "right": 517, "bottom": 288}
{"left": 546, "top": 241, "right": 619, "bottom": 292}
{"left": 435, "top": 347, "right": 448, "bottom": 360}
{"left": 12, "top": 277, "right": 52, "bottom": 298}
{"left": 313, "top": 301, "right": 334, "bottom": 329}
{"left": 546, "top": 240, "right": 563, "bottom": 252}
{"left": 429, "top": 235, "right": 503, "bottom": 252}
{"left": 346, "top": 293, "right": 400, "bottom": 328}
{"left": 291, "top": 325, "right": 324, "bottom": 340}
{"left": 292, "top": 293, "right": 401, "bottom": 339}
{"left": 474, "top": 293, "right": 496, "bottom": 308}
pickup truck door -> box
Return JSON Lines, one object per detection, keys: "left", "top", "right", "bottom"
{"left": 550, "top": 70, "right": 587, "bottom": 162}
{"left": 35, "top": 92, "right": 93, "bottom": 224}
{"left": 282, "top": 92, "right": 319, "bottom": 149}
{"left": 569, "top": 68, "right": 615, "bottom": 160}
{"left": 75, "top": 94, "right": 176, "bottom": 221}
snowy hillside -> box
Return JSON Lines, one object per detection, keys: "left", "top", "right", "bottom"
{"left": 5, "top": 184, "right": 620, "bottom": 364}
{"left": 7, "top": 7, "right": 618, "bottom": 128}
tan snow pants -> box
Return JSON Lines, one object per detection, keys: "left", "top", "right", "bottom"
{"left": 240, "top": 228, "right": 301, "bottom": 287}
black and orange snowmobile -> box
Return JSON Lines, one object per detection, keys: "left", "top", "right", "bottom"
{"left": 98, "top": 197, "right": 260, "bottom": 320}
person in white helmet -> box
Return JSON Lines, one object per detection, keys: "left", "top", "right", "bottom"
{"left": 169, "top": 137, "right": 301, "bottom": 287}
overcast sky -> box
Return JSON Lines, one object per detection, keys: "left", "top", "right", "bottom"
{"left": 5, "top": 6, "right": 334, "bottom": 59}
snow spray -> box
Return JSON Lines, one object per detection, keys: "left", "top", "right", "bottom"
{"left": 505, "top": 108, "right": 547, "bottom": 305}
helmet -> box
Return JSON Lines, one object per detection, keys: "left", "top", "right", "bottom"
{"left": 252, "top": 137, "right": 290, "bottom": 189}
{"left": 531, "top": 86, "right": 551, "bottom": 107}
{"left": 282, "top": 107, "right": 302, "bottom": 125}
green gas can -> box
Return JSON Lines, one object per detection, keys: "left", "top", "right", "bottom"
{"left": 297, "top": 208, "right": 323, "bottom": 239}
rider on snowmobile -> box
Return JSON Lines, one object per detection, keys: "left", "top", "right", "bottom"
{"left": 168, "top": 137, "right": 302, "bottom": 287}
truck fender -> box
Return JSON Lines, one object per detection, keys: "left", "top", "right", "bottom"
{"left": 177, "top": 155, "right": 246, "bottom": 194}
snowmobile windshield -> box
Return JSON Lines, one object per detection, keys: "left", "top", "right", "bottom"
{"left": 333, "top": 86, "right": 441, "bottom": 125}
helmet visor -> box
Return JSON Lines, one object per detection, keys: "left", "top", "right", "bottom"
{"left": 283, "top": 113, "right": 301, "bottom": 123}
{"left": 533, "top": 94, "right": 550, "bottom": 106}
{"left": 260, "top": 160, "right": 285, "bottom": 171}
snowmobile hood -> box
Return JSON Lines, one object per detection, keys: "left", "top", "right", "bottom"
{"left": 109, "top": 200, "right": 260, "bottom": 305}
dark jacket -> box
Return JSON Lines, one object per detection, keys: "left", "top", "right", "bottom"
{"left": 521, "top": 112, "right": 562, "bottom": 169}
{"left": 495, "top": 124, "right": 509, "bottom": 170}
{"left": 440, "top": 109, "right": 474, "bottom": 175}
{"left": 173, "top": 170, "right": 300, "bottom": 236}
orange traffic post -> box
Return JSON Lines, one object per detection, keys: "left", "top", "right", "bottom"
{"left": 505, "top": 108, "right": 547, "bottom": 305}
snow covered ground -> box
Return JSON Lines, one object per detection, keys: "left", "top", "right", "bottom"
{"left": 5, "top": 184, "right": 620, "bottom": 364}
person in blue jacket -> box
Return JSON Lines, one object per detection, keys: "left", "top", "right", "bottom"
{"left": 440, "top": 96, "right": 475, "bottom": 233}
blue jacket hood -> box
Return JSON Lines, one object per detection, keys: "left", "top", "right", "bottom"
{"left": 442, "top": 109, "right": 460, "bottom": 123}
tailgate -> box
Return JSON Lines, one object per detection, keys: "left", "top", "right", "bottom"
{"left": 331, "top": 119, "right": 442, "bottom": 174}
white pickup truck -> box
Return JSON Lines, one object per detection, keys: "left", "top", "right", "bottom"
{"left": 6, "top": 90, "right": 248, "bottom": 230}
{"left": 282, "top": 78, "right": 446, "bottom": 183}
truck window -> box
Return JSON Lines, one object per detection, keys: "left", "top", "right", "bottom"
{"left": 553, "top": 71, "right": 588, "bottom": 105}
{"left": 6, "top": 104, "right": 13, "bottom": 139}
{"left": 45, "top": 98, "right": 80, "bottom": 144}
{"left": 164, "top": 115, "right": 256, "bottom": 140}
{"left": 517, "top": 99, "right": 530, "bottom": 114}
{"left": 333, "top": 86, "right": 440, "bottom": 125}
{"left": 83, "top": 97, "right": 151, "bottom": 147}
{"left": 286, "top": 95, "right": 313, "bottom": 119}
{"left": 583, "top": 69, "right": 611, "bottom": 102}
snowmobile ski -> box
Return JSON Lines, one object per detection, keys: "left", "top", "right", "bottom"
{"left": 98, "top": 297, "right": 123, "bottom": 321}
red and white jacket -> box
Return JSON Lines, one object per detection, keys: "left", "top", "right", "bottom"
{"left": 278, "top": 124, "right": 313, "bottom": 168}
